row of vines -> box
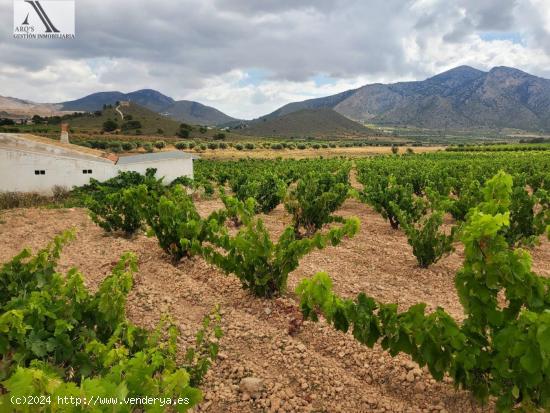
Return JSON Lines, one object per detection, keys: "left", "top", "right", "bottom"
{"left": 2, "top": 151, "right": 550, "bottom": 411}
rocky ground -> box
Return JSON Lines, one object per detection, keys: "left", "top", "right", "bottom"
{"left": 1, "top": 199, "right": 548, "bottom": 413}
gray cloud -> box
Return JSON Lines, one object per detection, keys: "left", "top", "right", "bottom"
{"left": 1, "top": 0, "right": 549, "bottom": 118}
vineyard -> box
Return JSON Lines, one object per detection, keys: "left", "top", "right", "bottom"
{"left": 1, "top": 150, "right": 550, "bottom": 412}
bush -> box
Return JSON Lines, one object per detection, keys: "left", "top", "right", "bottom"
{"left": 231, "top": 173, "right": 286, "bottom": 214}
{"left": 175, "top": 141, "right": 189, "bottom": 150}
{"left": 235, "top": 143, "right": 244, "bottom": 151}
{"left": 203, "top": 197, "right": 360, "bottom": 297}
{"left": 0, "top": 232, "right": 220, "bottom": 411}
{"left": 360, "top": 175, "right": 425, "bottom": 229}
{"left": 391, "top": 145, "right": 399, "bottom": 154}
{"left": 400, "top": 210, "right": 455, "bottom": 267}
{"left": 297, "top": 171, "right": 550, "bottom": 412}
{"left": 154, "top": 140, "right": 166, "bottom": 149}
{"left": 85, "top": 170, "right": 164, "bottom": 235}
{"left": 245, "top": 143, "right": 255, "bottom": 150}
{"left": 143, "top": 143, "right": 154, "bottom": 152}
{"left": 312, "top": 143, "right": 321, "bottom": 149}
{"left": 297, "top": 143, "right": 307, "bottom": 150}
{"left": 102, "top": 119, "right": 118, "bottom": 132}
{"left": 138, "top": 186, "right": 226, "bottom": 263}
{"left": 285, "top": 168, "right": 350, "bottom": 237}
{"left": 271, "top": 143, "right": 283, "bottom": 150}
{"left": 121, "top": 120, "right": 142, "bottom": 130}
{"left": 178, "top": 129, "right": 190, "bottom": 138}
{"left": 213, "top": 132, "right": 226, "bottom": 140}
{"left": 208, "top": 142, "right": 219, "bottom": 150}
{"left": 121, "top": 142, "right": 136, "bottom": 151}
{"left": 108, "top": 142, "right": 122, "bottom": 153}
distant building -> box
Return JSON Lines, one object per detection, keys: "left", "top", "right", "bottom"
{"left": 0, "top": 133, "right": 197, "bottom": 194}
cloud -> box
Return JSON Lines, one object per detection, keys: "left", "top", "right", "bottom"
{"left": 1, "top": 0, "right": 550, "bottom": 118}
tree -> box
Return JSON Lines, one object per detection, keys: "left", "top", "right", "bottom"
{"left": 102, "top": 119, "right": 118, "bottom": 132}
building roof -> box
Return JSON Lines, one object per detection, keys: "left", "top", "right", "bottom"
{"left": 116, "top": 150, "right": 199, "bottom": 165}
{"left": 0, "top": 133, "right": 117, "bottom": 163}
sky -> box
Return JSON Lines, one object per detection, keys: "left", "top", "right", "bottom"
{"left": 3, "top": 0, "right": 550, "bottom": 119}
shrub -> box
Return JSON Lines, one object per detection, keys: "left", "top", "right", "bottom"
{"left": 270, "top": 143, "right": 283, "bottom": 150}
{"left": 285, "top": 169, "right": 350, "bottom": 237}
{"left": 143, "top": 143, "right": 154, "bottom": 152}
{"left": 231, "top": 173, "right": 286, "bottom": 214}
{"left": 138, "top": 186, "right": 226, "bottom": 263}
{"left": 391, "top": 145, "right": 399, "bottom": 154}
{"left": 0, "top": 232, "right": 221, "bottom": 411}
{"left": 399, "top": 210, "right": 455, "bottom": 267}
{"left": 121, "top": 120, "right": 142, "bottom": 130}
{"left": 108, "top": 142, "right": 122, "bottom": 153}
{"left": 121, "top": 141, "right": 136, "bottom": 151}
{"left": 297, "top": 171, "right": 550, "bottom": 412}
{"left": 175, "top": 141, "right": 189, "bottom": 150}
{"left": 154, "top": 140, "right": 166, "bottom": 149}
{"left": 102, "top": 119, "right": 118, "bottom": 132}
{"left": 213, "top": 133, "right": 226, "bottom": 140}
{"left": 297, "top": 143, "right": 307, "bottom": 150}
{"left": 245, "top": 143, "right": 255, "bottom": 150}
{"left": 203, "top": 198, "right": 360, "bottom": 297}
{"left": 208, "top": 142, "right": 219, "bottom": 150}
{"left": 360, "top": 175, "right": 425, "bottom": 229}
{"left": 235, "top": 143, "right": 244, "bottom": 151}
{"left": 178, "top": 129, "right": 190, "bottom": 138}
{"left": 85, "top": 170, "right": 164, "bottom": 235}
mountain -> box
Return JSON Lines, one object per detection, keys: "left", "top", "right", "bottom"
{"left": 237, "top": 108, "right": 377, "bottom": 138}
{"left": 60, "top": 89, "right": 237, "bottom": 126}
{"left": 161, "top": 100, "right": 237, "bottom": 126}
{"left": 0, "top": 96, "right": 65, "bottom": 117}
{"left": 266, "top": 66, "right": 550, "bottom": 131}
{"left": 264, "top": 89, "right": 358, "bottom": 120}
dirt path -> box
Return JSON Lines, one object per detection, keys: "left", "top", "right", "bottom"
{"left": 115, "top": 104, "right": 124, "bottom": 120}
{"left": 1, "top": 201, "right": 549, "bottom": 413}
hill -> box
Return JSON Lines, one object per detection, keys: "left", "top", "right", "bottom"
{"left": 265, "top": 66, "right": 550, "bottom": 131}
{"left": 0, "top": 96, "right": 66, "bottom": 117}
{"left": 236, "top": 108, "right": 377, "bottom": 138}
{"left": 60, "top": 89, "right": 238, "bottom": 126}
{"left": 69, "top": 102, "right": 182, "bottom": 135}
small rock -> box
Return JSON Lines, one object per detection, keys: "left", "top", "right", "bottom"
{"left": 264, "top": 307, "right": 272, "bottom": 315}
{"left": 406, "top": 371, "right": 415, "bottom": 382}
{"left": 239, "top": 377, "right": 265, "bottom": 397}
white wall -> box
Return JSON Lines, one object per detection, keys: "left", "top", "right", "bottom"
{"left": 0, "top": 149, "right": 116, "bottom": 194}
{"left": 117, "top": 158, "right": 194, "bottom": 183}
{"left": 1, "top": 148, "right": 194, "bottom": 194}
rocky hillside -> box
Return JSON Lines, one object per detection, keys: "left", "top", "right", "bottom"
{"left": 267, "top": 66, "right": 550, "bottom": 131}
{"left": 0, "top": 96, "right": 65, "bottom": 117}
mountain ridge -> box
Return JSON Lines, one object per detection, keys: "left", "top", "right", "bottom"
{"left": 60, "top": 89, "right": 237, "bottom": 126}
{"left": 267, "top": 65, "right": 550, "bottom": 131}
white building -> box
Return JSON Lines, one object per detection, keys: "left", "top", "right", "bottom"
{"left": 0, "top": 133, "right": 196, "bottom": 194}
